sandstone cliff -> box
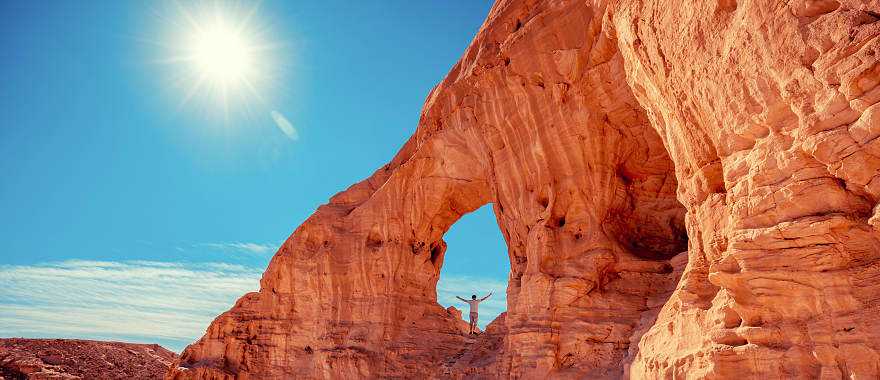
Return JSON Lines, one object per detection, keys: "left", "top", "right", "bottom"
{"left": 169, "top": 0, "right": 880, "bottom": 378}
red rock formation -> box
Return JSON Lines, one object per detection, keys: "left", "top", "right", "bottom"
{"left": 439, "top": 312, "right": 508, "bottom": 379}
{"left": 614, "top": 1, "right": 880, "bottom": 377}
{"left": 0, "top": 338, "right": 176, "bottom": 380}
{"left": 445, "top": 306, "right": 478, "bottom": 335}
{"left": 169, "top": 0, "right": 880, "bottom": 378}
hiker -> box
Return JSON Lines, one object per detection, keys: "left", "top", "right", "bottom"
{"left": 456, "top": 292, "right": 492, "bottom": 335}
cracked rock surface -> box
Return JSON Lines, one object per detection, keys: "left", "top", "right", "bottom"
{"left": 168, "top": 0, "right": 880, "bottom": 378}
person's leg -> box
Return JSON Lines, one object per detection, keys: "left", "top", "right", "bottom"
{"left": 468, "top": 314, "right": 474, "bottom": 334}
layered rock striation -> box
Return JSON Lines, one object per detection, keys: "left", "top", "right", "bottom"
{"left": 169, "top": 0, "right": 880, "bottom": 378}
{"left": 615, "top": 0, "right": 880, "bottom": 377}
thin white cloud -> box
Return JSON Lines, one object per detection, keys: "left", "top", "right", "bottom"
{"left": 0, "top": 259, "right": 508, "bottom": 352}
{"left": 194, "top": 241, "right": 277, "bottom": 255}
{"left": 437, "top": 275, "right": 508, "bottom": 329}
{"left": 0, "top": 260, "right": 262, "bottom": 352}
{"left": 270, "top": 110, "right": 299, "bottom": 140}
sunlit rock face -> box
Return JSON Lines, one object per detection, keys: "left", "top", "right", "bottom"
{"left": 615, "top": 0, "right": 880, "bottom": 377}
{"left": 168, "top": 0, "right": 880, "bottom": 378}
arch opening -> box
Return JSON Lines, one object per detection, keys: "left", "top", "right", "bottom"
{"left": 436, "top": 204, "right": 510, "bottom": 331}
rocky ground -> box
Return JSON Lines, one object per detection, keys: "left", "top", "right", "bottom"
{"left": 0, "top": 338, "right": 176, "bottom": 380}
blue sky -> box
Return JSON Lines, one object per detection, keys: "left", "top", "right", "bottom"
{"left": 0, "top": 1, "right": 508, "bottom": 352}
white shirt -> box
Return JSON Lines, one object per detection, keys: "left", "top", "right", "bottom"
{"left": 465, "top": 299, "right": 481, "bottom": 314}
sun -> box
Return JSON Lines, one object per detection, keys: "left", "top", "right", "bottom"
{"left": 157, "top": 2, "right": 278, "bottom": 117}
{"left": 189, "top": 17, "right": 254, "bottom": 87}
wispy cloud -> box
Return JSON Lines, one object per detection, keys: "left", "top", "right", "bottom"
{"left": 0, "top": 260, "right": 262, "bottom": 352}
{"left": 437, "top": 275, "right": 508, "bottom": 329}
{"left": 270, "top": 110, "right": 299, "bottom": 141}
{"left": 0, "top": 259, "right": 508, "bottom": 352}
{"left": 193, "top": 241, "right": 277, "bottom": 255}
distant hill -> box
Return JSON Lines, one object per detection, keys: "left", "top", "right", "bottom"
{"left": 0, "top": 338, "right": 176, "bottom": 380}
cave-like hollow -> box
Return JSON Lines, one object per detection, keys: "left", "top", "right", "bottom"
{"left": 424, "top": 131, "right": 690, "bottom": 377}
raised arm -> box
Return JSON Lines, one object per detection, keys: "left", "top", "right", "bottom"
{"left": 455, "top": 296, "right": 467, "bottom": 302}
{"left": 480, "top": 292, "right": 493, "bottom": 301}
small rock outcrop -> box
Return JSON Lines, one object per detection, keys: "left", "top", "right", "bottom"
{"left": 0, "top": 338, "right": 177, "bottom": 380}
{"left": 445, "top": 306, "right": 478, "bottom": 335}
{"left": 169, "top": 0, "right": 880, "bottom": 378}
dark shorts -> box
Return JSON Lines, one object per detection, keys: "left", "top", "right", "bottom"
{"left": 469, "top": 312, "right": 478, "bottom": 322}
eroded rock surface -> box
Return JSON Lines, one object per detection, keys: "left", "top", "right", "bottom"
{"left": 0, "top": 338, "right": 176, "bottom": 380}
{"left": 615, "top": 0, "right": 880, "bottom": 377}
{"left": 169, "top": 0, "right": 880, "bottom": 378}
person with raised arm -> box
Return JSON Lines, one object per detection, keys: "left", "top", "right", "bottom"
{"left": 456, "top": 292, "right": 492, "bottom": 335}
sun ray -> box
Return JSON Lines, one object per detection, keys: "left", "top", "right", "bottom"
{"left": 242, "top": 77, "right": 267, "bottom": 107}
{"left": 150, "top": 55, "right": 196, "bottom": 65}
{"left": 173, "top": 0, "right": 205, "bottom": 36}
{"left": 235, "top": 1, "right": 262, "bottom": 35}
{"left": 178, "top": 73, "right": 208, "bottom": 110}
{"left": 221, "top": 85, "right": 230, "bottom": 122}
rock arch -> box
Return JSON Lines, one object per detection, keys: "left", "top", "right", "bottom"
{"left": 171, "top": 2, "right": 686, "bottom": 378}
{"left": 169, "top": 0, "right": 880, "bottom": 379}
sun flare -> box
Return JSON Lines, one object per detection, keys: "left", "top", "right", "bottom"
{"left": 158, "top": 2, "right": 278, "bottom": 117}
